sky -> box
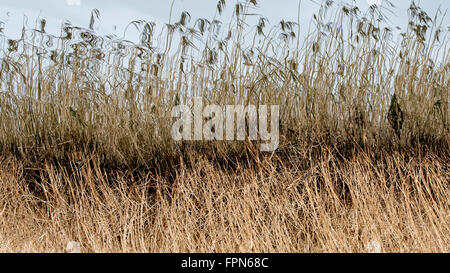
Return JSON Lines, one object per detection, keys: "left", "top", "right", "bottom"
{"left": 0, "top": 0, "right": 449, "bottom": 41}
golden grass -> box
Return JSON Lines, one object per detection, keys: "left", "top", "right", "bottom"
{"left": 0, "top": 1, "right": 448, "bottom": 253}
{"left": 0, "top": 148, "right": 448, "bottom": 253}
{"left": 0, "top": 1, "right": 448, "bottom": 167}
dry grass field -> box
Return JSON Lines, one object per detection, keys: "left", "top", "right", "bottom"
{"left": 0, "top": 0, "right": 448, "bottom": 252}
{"left": 0, "top": 147, "right": 448, "bottom": 252}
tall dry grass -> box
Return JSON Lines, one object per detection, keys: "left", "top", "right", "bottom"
{"left": 0, "top": 0, "right": 448, "bottom": 253}
{"left": 0, "top": 149, "right": 448, "bottom": 253}
{"left": 0, "top": 1, "right": 448, "bottom": 167}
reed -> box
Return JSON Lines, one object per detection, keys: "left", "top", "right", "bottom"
{"left": 0, "top": 148, "right": 448, "bottom": 252}
{"left": 0, "top": 0, "right": 447, "bottom": 167}
{"left": 0, "top": 0, "right": 448, "bottom": 253}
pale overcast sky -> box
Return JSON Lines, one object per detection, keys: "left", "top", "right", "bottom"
{"left": 1, "top": 0, "right": 449, "bottom": 40}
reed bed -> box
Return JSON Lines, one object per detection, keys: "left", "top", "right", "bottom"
{"left": 0, "top": 148, "right": 448, "bottom": 252}
{"left": 0, "top": 0, "right": 448, "bottom": 253}
{"left": 0, "top": 0, "right": 447, "bottom": 167}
